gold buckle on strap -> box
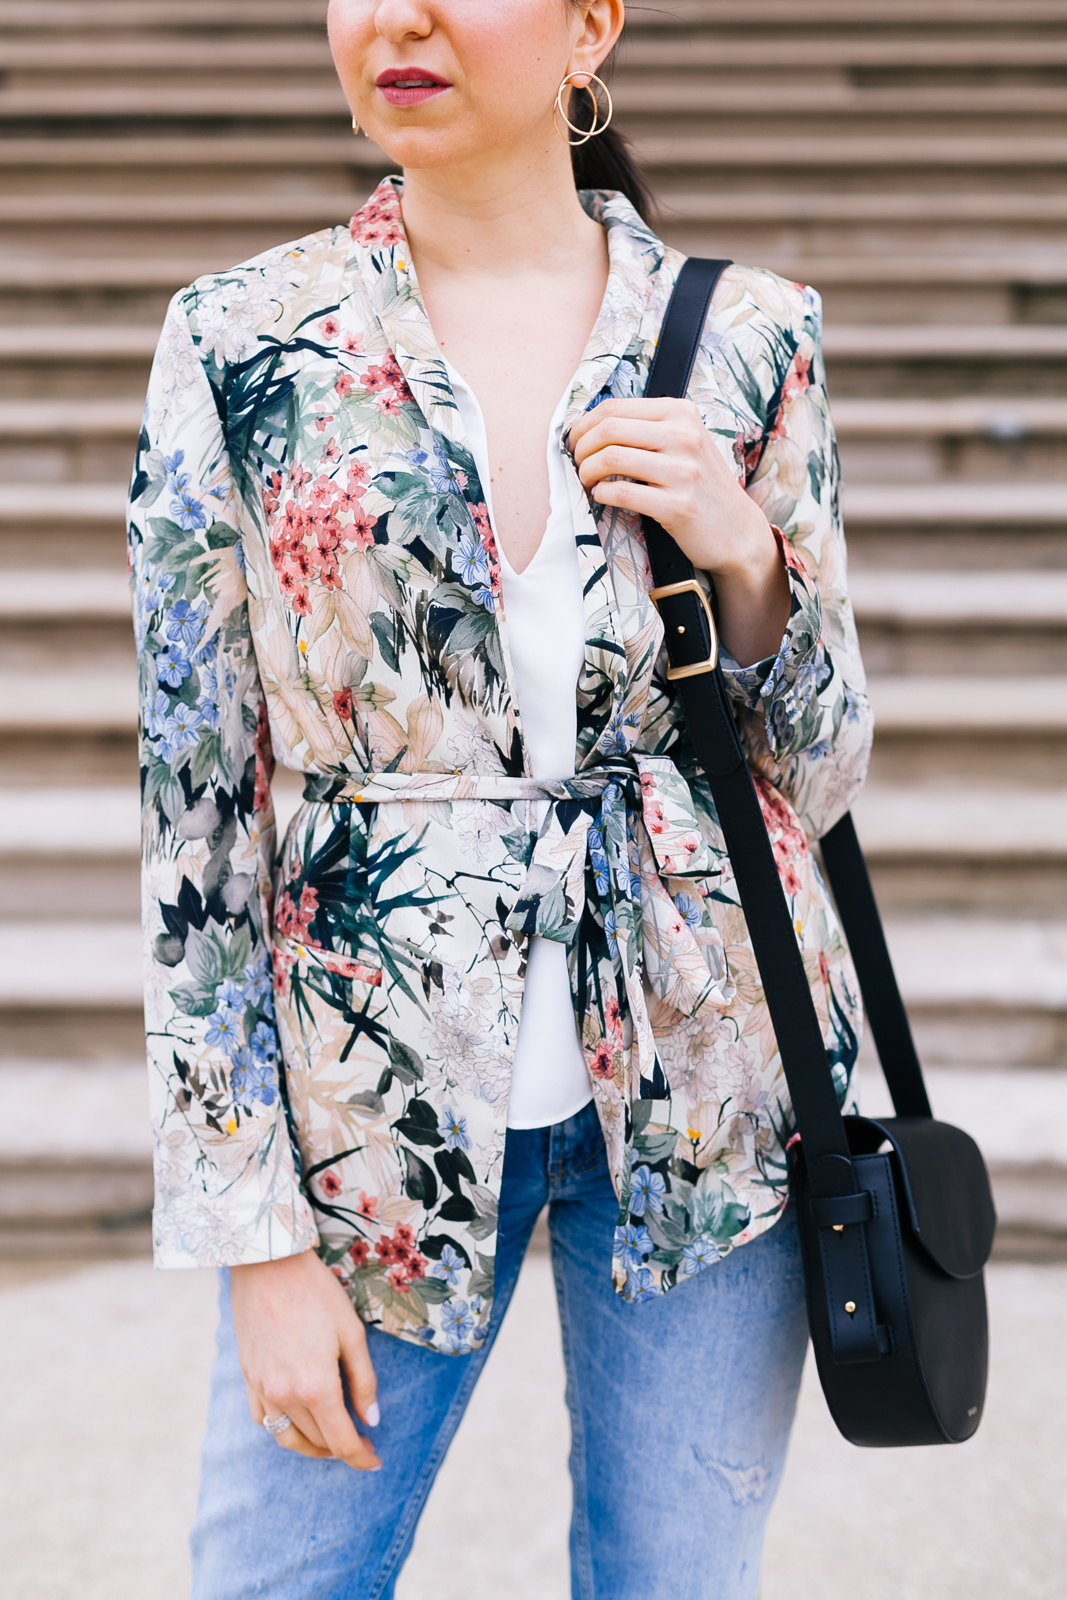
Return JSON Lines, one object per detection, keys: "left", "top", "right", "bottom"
{"left": 648, "top": 579, "right": 719, "bottom": 680}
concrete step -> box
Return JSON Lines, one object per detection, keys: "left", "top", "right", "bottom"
{"left": 5, "top": 322, "right": 1067, "bottom": 375}
{"left": 0, "top": 483, "right": 125, "bottom": 523}
{"left": 6, "top": 0, "right": 1067, "bottom": 30}
{"left": 1, "top": 913, "right": 1062, "bottom": 1068}
{"left": 822, "top": 325, "right": 1067, "bottom": 360}
{"left": 9, "top": 191, "right": 1067, "bottom": 232}
{"left": 2, "top": 668, "right": 1062, "bottom": 737}
{"left": 843, "top": 481, "right": 1067, "bottom": 523}
{"left": 4, "top": 249, "right": 1065, "bottom": 297}
{"left": 8, "top": 567, "right": 1066, "bottom": 629}
{"left": 4, "top": 783, "right": 1064, "bottom": 868}
{"left": 0, "top": 1062, "right": 1059, "bottom": 1245}
{"left": 7, "top": 134, "right": 1067, "bottom": 175}
{"left": 10, "top": 395, "right": 1067, "bottom": 445}
{"left": 8, "top": 82, "right": 1067, "bottom": 122}
{"left": 9, "top": 478, "right": 1064, "bottom": 533}
{"left": 9, "top": 470, "right": 1067, "bottom": 524}
{"left": 25, "top": 395, "right": 1067, "bottom": 455}
{"left": 7, "top": 27, "right": 1067, "bottom": 73}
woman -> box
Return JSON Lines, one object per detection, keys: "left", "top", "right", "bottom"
{"left": 128, "top": 0, "right": 872, "bottom": 1594}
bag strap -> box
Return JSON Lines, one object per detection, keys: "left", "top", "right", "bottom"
{"left": 642, "top": 258, "right": 932, "bottom": 1361}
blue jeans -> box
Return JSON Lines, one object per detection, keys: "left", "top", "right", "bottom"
{"left": 191, "top": 1100, "right": 809, "bottom": 1600}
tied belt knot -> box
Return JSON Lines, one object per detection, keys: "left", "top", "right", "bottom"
{"left": 300, "top": 753, "right": 737, "bottom": 1053}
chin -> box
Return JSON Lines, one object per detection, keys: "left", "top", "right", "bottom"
{"left": 367, "top": 127, "right": 485, "bottom": 172}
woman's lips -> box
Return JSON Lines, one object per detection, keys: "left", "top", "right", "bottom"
{"left": 376, "top": 69, "right": 451, "bottom": 108}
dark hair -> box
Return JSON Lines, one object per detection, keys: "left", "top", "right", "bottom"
{"left": 566, "top": 71, "right": 655, "bottom": 222}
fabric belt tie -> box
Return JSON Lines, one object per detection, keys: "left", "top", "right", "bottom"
{"left": 300, "top": 755, "right": 738, "bottom": 1146}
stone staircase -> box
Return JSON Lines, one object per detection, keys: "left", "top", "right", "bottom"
{"left": 1, "top": 0, "right": 1065, "bottom": 1257}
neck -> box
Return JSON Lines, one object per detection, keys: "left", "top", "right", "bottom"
{"left": 398, "top": 144, "right": 604, "bottom": 280}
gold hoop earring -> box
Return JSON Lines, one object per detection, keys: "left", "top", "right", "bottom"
{"left": 553, "top": 70, "right": 613, "bottom": 147}
{"left": 351, "top": 115, "right": 361, "bottom": 136}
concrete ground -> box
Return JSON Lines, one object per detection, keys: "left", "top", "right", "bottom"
{"left": 0, "top": 1253, "right": 1063, "bottom": 1600}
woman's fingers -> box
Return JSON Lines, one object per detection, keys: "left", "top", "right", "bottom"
{"left": 566, "top": 396, "right": 686, "bottom": 448}
{"left": 570, "top": 415, "right": 684, "bottom": 466}
{"left": 339, "top": 1314, "right": 380, "bottom": 1431}
{"left": 577, "top": 442, "right": 687, "bottom": 492}
{"left": 306, "top": 1379, "right": 381, "bottom": 1470}
{"left": 252, "top": 1395, "right": 333, "bottom": 1459}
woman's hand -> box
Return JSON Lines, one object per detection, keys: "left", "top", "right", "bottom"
{"left": 230, "top": 1249, "right": 382, "bottom": 1471}
{"left": 568, "top": 398, "right": 791, "bottom": 667}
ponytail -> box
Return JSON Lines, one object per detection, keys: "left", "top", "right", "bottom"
{"left": 565, "top": 73, "right": 655, "bottom": 223}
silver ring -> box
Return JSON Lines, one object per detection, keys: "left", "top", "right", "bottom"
{"left": 262, "top": 1412, "right": 293, "bottom": 1437}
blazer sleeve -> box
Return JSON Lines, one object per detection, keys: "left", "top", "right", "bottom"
{"left": 128, "top": 292, "right": 317, "bottom": 1269}
{"left": 717, "top": 285, "right": 874, "bottom": 840}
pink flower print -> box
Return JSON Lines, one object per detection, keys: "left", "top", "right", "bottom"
{"left": 319, "top": 1169, "right": 343, "bottom": 1198}
{"left": 376, "top": 391, "right": 402, "bottom": 416}
{"left": 347, "top": 461, "right": 369, "bottom": 488}
{"left": 271, "top": 950, "right": 294, "bottom": 997}
{"left": 332, "top": 687, "right": 353, "bottom": 722}
{"left": 348, "top": 1239, "right": 370, "bottom": 1268}
{"left": 335, "top": 372, "right": 354, "bottom": 398}
{"left": 470, "top": 502, "right": 492, "bottom": 545}
{"left": 321, "top": 436, "right": 342, "bottom": 464}
{"left": 357, "top": 1191, "right": 379, "bottom": 1219}
{"left": 360, "top": 364, "right": 390, "bottom": 395}
{"left": 589, "top": 1039, "right": 615, "bottom": 1080}
{"left": 782, "top": 862, "right": 802, "bottom": 897}
{"left": 291, "top": 585, "right": 311, "bottom": 616}
{"left": 321, "top": 316, "right": 340, "bottom": 341}
{"left": 647, "top": 802, "right": 665, "bottom": 835}
{"left": 605, "top": 994, "right": 622, "bottom": 1037}
{"left": 342, "top": 331, "right": 364, "bottom": 355}
{"left": 289, "top": 464, "right": 310, "bottom": 490}
{"left": 277, "top": 564, "right": 300, "bottom": 598}
{"left": 291, "top": 546, "right": 313, "bottom": 582}
{"left": 314, "top": 414, "right": 334, "bottom": 433}
{"left": 346, "top": 509, "right": 376, "bottom": 550}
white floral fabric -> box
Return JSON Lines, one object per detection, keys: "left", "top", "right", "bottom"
{"left": 128, "top": 178, "right": 872, "bottom": 1351}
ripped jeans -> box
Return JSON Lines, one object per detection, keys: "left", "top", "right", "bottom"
{"left": 190, "top": 1099, "right": 809, "bottom": 1600}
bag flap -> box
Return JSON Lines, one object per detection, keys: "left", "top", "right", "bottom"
{"left": 846, "top": 1115, "right": 997, "bottom": 1279}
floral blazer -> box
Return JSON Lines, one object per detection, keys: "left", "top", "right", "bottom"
{"left": 129, "top": 178, "right": 872, "bottom": 1352}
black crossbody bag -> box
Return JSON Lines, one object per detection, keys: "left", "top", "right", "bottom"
{"left": 641, "top": 258, "right": 997, "bottom": 1447}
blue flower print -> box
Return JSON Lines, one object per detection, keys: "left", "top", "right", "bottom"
{"left": 163, "top": 449, "right": 186, "bottom": 488}
{"left": 428, "top": 442, "right": 464, "bottom": 496}
{"left": 440, "top": 1299, "right": 475, "bottom": 1340}
{"left": 243, "top": 956, "right": 272, "bottom": 1005}
{"left": 429, "top": 1244, "right": 465, "bottom": 1287}
{"left": 451, "top": 530, "right": 489, "bottom": 589}
{"left": 250, "top": 1021, "right": 277, "bottom": 1064}
{"left": 613, "top": 1223, "right": 653, "bottom": 1269}
{"left": 604, "top": 910, "right": 619, "bottom": 959}
{"left": 156, "top": 643, "right": 191, "bottom": 688}
{"left": 166, "top": 598, "right": 208, "bottom": 650}
{"left": 215, "top": 977, "right": 245, "bottom": 1011}
{"left": 231, "top": 1054, "right": 278, "bottom": 1109}
{"left": 205, "top": 1006, "right": 243, "bottom": 1055}
{"left": 438, "top": 1106, "right": 471, "bottom": 1153}
{"left": 682, "top": 1236, "right": 718, "bottom": 1276}
{"left": 624, "top": 1266, "right": 661, "bottom": 1304}
{"left": 144, "top": 689, "right": 171, "bottom": 739}
{"left": 629, "top": 1165, "right": 666, "bottom": 1217}
{"left": 171, "top": 486, "right": 206, "bottom": 531}
{"left": 162, "top": 704, "right": 202, "bottom": 753}
{"left": 587, "top": 823, "right": 610, "bottom": 897}
{"left": 674, "top": 893, "right": 703, "bottom": 930}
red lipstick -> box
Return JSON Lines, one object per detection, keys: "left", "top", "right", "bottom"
{"left": 375, "top": 67, "right": 451, "bottom": 108}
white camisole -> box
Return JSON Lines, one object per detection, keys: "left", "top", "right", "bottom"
{"left": 444, "top": 360, "right": 594, "bottom": 1129}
